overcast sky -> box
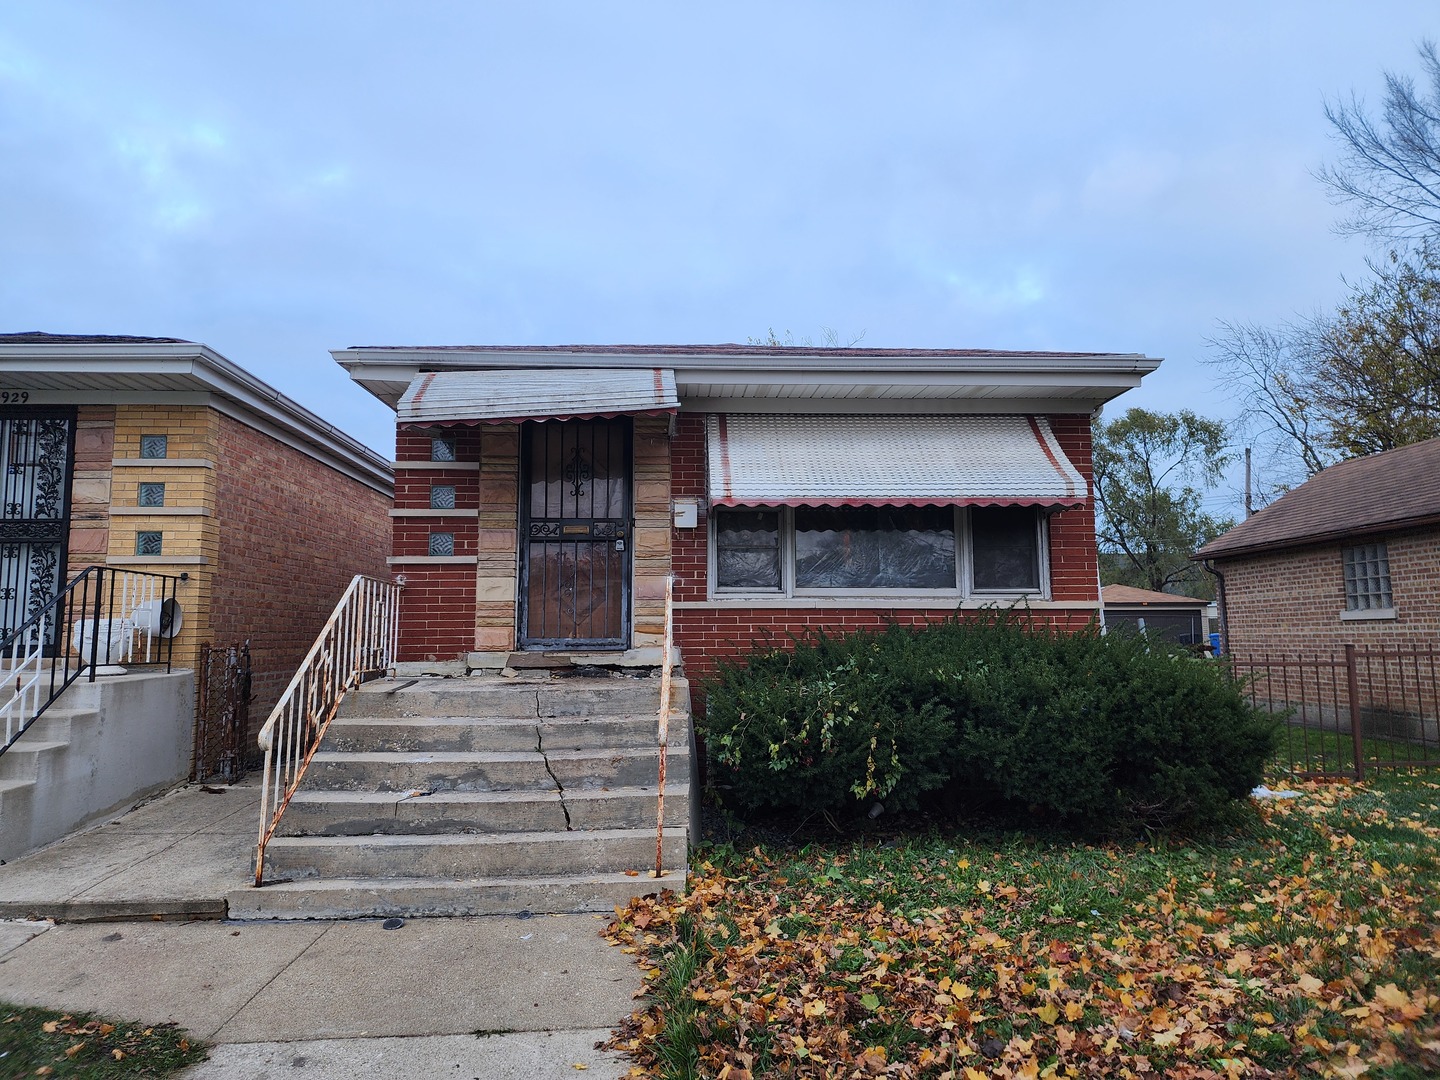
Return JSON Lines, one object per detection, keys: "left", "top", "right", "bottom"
{"left": 2, "top": 2, "right": 1433, "bottom": 513}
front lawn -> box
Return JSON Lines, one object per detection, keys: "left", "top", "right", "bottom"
{"left": 605, "top": 774, "right": 1440, "bottom": 1079}
{"left": 0, "top": 1004, "right": 205, "bottom": 1078}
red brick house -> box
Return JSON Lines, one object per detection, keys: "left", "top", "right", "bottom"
{"left": 1195, "top": 437, "right": 1440, "bottom": 657}
{"left": 337, "top": 344, "right": 1160, "bottom": 686}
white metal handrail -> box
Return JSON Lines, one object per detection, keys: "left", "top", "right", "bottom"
{"left": 653, "top": 574, "right": 675, "bottom": 878}
{"left": 2, "top": 613, "right": 50, "bottom": 753}
{"left": 254, "top": 574, "right": 400, "bottom": 885}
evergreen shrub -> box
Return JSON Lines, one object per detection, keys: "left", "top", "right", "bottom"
{"left": 701, "top": 617, "right": 1276, "bottom": 833}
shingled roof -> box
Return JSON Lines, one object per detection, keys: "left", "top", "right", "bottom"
{"left": 1195, "top": 437, "right": 1440, "bottom": 561}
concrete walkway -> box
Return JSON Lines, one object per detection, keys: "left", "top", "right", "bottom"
{"left": 0, "top": 783, "right": 643, "bottom": 1077}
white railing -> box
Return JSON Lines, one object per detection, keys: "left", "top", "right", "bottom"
{"left": 2, "top": 614, "right": 50, "bottom": 753}
{"left": 653, "top": 574, "right": 675, "bottom": 879}
{"left": 254, "top": 574, "right": 400, "bottom": 885}
{"left": 2, "top": 567, "right": 185, "bottom": 759}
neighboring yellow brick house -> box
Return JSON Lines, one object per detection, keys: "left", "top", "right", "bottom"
{"left": 0, "top": 332, "right": 394, "bottom": 735}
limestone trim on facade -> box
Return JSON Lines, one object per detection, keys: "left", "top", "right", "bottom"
{"left": 109, "top": 506, "right": 211, "bottom": 516}
{"left": 107, "top": 555, "right": 209, "bottom": 566}
{"left": 389, "top": 509, "right": 481, "bottom": 518}
{"left": 392, "top": 461, "right": 481, "bottom": 471}
{"left": 112, "top": 457, "right": 216, "bottom": 469}
{"left": 1339, "top": 607, "right": 1398, "bottom": 621}
{"left": 388, "top": 555, "right": 480, "bottom": 565}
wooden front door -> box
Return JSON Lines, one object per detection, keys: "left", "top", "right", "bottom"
{"left": 519, "top": 418, "right": 631, "bottom": 648}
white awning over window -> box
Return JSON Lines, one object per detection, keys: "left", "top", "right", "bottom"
{"left": 397, "top": 368, "right": 679, "bottom": 426}
{"left": 706, "top": 414, "right": 1087, "bottom": 508}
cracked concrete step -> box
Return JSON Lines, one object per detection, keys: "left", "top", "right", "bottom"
{"left": 343, "top": 677, "right": 684, "bottom": 720}
{"left": 321, "top": 714, "right": 689, "bottom": 754}
{"left": 226, "top": 869, "right": 687, "bottom": 919}
{"left": 302, "top": 746, "right": 691, "bottom": 794}
{"left": 261, "top": 827, "right": 688, "bottom": 880}
{"left": 277, "top": 785, "right": 694, "bottom": 836}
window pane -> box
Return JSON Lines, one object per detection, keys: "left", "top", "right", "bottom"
{"left": 429, "top": 532, "right": 455, "bottom": 557}
{"left": 136, "top": 531, "right": 163, "bottom": 556}
{"left": 715, "top": 509, "right": 781, "bottom": 590}
{"left": 971, "top": 506, "right": 1040, "bottom": 591}
{"left": 431, "top": 436, "right": 456, "bottom": 462}
{"left": 430, "top": 484, "right": 456, "bottom": 510}
{"left": 138, "top": 482, "right": 165, "bottom": 507}
{"left": 1343, "top": 543, "right": 1392, "bottom": 610}
{"left": 140, "top": 435, "right": 167, "bottom": 459}
{"left": 795, "top": 507, "right": 955, "bottom": 589}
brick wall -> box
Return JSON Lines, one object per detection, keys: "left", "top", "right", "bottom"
{"left": 393, "top": 426, "right": 484, "bottom": 660}
{"left": 212, "top": 412, "right": 391, "bottom": 725}
{"left": 64, "top": 406, "right": 115, "bottom": 577}
{"left": 668, "top": 412, "right": 1103, "bottom": 691}
{"left": 1217, "top": 526, "right": 1440, "bottom": 657}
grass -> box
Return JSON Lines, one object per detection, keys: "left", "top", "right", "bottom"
{"left": 605, "top": 772, "right": 1440, "bottom": 1078}
{"left": 1273, "top": 724, "right": 1440, "bottom": 777}
{"left": 0, "top": 1003, "right": 206, "bottom": 1078}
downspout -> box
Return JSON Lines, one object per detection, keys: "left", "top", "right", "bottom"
{"left": 1202, "top": 559, "right": 1228, "bottom": 655}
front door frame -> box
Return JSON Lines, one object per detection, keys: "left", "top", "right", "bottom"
{"left": 516, "top": 417, "right": 633, "bottom": 650}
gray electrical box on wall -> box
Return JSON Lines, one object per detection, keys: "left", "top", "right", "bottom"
{"left": 672, "top": 498, "right": 698, "bottom": 528}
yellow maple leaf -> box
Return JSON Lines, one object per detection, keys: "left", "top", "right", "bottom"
{"left": 1296, "top": 973, "right": 1324, "bottom": 996}
{"left": 1065, "top": 1001, "right": 1085, "bottom": 1022}
{"left": 1373, "top": 983, "right": 1409, "bottom": 1010}
{"left": 1036, "top": 1002, "right": 1059, "bottom": 1025}
{"left": 802, "top": 998, "right": 827, "bottom": 1018}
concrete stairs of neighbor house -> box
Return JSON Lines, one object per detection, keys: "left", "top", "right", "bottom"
{"left": 0, "top": 705, "right": 104, "bottom": 863}
{"left": 228, "top": 668, "right": 693, "bottom": 919}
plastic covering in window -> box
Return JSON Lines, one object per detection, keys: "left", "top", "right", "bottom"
{"left": 715, "top": 509, "right": 781, "bottom": 590}
{"left": 971, "top": 506, "right": 1039, "bottom": 591}
{"left": 795, "top": 507, "right": 955, "bottom": 589}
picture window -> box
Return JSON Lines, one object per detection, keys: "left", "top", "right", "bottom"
{"left": 712, "top": 505, "right": 1046, "bottom": 597}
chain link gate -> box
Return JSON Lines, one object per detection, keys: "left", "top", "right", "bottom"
{"left": 192, "top": 640, "right": 252, "bottom": 783}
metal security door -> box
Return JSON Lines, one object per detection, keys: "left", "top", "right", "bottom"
{"left": 519, "top": 418, "right": 631, "bottom": 648}
{"left": 1, "top": 408, "right": 76, "bottom": 654}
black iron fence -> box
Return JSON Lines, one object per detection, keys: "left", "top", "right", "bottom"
{"left": 2, "top": 566, "right": 186, "bottom": 758}
{"left": 192, "top": 640, "right": 252, "bottom": 783}
{"left": 1230, "top": 644, "right": 1440, "bottom": 779}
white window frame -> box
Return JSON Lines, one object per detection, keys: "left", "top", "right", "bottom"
{"left": 708, "top": 505, "right": 1051, "bottom": 601}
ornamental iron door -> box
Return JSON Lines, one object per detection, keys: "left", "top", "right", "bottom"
{"left": 1, "top": 408, "right": 76, "bottom": 655}
{"left": 519, "top": 418, "right": 631, "bottom": 648}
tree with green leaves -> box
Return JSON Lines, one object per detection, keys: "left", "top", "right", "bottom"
{"left": 1093, "top": 408, "right": 1234, "bottom": 598}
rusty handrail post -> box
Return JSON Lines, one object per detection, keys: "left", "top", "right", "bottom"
{"left": 1345, "top": 643, "right": 1365, "bottom": 781}
{"left": 653, "top": 574, "right": 674, "bottom": 879}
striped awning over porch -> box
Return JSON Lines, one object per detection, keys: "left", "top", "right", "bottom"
{"left": 397, "top": 368, "right": 679, "bottom": 426}
{"left": 706, "top": 413, "right": 1087, "bottom": 508}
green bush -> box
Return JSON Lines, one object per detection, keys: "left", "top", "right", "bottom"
{"left": 700, "top": 617, "right": 1277, "bottom": 833}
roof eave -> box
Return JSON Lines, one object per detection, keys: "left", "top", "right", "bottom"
{"left": 0, "top": 343, "right": 392, "bottom": 493}
{"left": 1195, "top": 511, "right": 1440, "bottom": 562}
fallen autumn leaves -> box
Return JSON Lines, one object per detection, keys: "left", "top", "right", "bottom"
{"left": 604, "top": 776, "right": 1440, "bottom": 1078}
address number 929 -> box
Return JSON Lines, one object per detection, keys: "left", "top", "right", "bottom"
{"left": 1, "top": 391, "right": 30, "bottom": 404}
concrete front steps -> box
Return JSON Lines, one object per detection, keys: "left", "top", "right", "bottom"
{"left": 0, "top": 706, "right": 102, "bottom": 863}
{"left": 229, "top": 671, "right": 693, "bottom": 919}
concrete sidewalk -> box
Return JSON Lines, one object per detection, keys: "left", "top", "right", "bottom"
{"left": 0, "top": 782, "right": 645, "bottom": 1077}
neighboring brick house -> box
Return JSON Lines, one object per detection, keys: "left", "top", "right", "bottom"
{"left": 336, "top": 344, "right": 1161, "bottom": 690}
{"left": 1194, "top": 437, "right": 1440, "bottom": 658}
{"left": 0, "top": 332, "right": 394, "bottom": 733}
